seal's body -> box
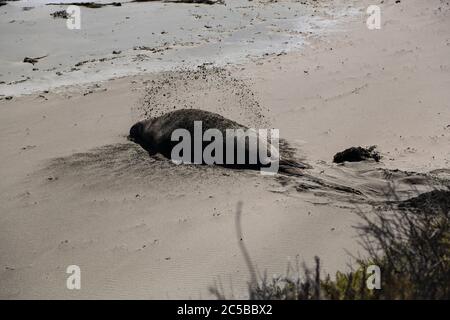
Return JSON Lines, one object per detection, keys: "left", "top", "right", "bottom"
{"left": 129, "top": 109, "right": 309, "bottom": 171}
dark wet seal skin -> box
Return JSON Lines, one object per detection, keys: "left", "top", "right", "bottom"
{"left": 128, "top": 108, "right": 310, "bottom": 171}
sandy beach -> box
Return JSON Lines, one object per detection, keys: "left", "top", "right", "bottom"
{"left": 0, "top": 0, "right": 449, "bottom": 299}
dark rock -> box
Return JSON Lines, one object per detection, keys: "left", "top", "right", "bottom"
{"left": 333, "top": 146, "right": 381, "bottom": 163}
{"left": 398, "top": 190, "right": 450, "bottom": 214}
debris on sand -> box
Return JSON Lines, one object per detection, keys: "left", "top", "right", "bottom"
{"left": 47, "top": 2, "right": 122, "bottom": 9}
{"left": 23, "top": 55, "right": 48, "bottom": 65}
{"left": 50, "top": 10, "right": 69, "bottom": 19}
{"left": 133, "top": 45, "right": 170, "bottom": 54}
{"left": 333, "top": 146, "right": 381, "bottom": 163}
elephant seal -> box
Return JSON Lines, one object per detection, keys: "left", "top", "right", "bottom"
{"left": 128, "top": 109, "right": 310, "bottom": 172}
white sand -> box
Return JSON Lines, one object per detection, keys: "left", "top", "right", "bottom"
{"left": 0, "top": 0, "right": 449, "bottom": 299}
{"left": 0, "top": 0, "right": 357, "bottom": 96}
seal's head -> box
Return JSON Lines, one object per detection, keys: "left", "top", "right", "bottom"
{"left": 128, "top": 121, "right": 144, "bottom": 143}
{"left": 128, "top": 120, "right": 157, "bottom": 155}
